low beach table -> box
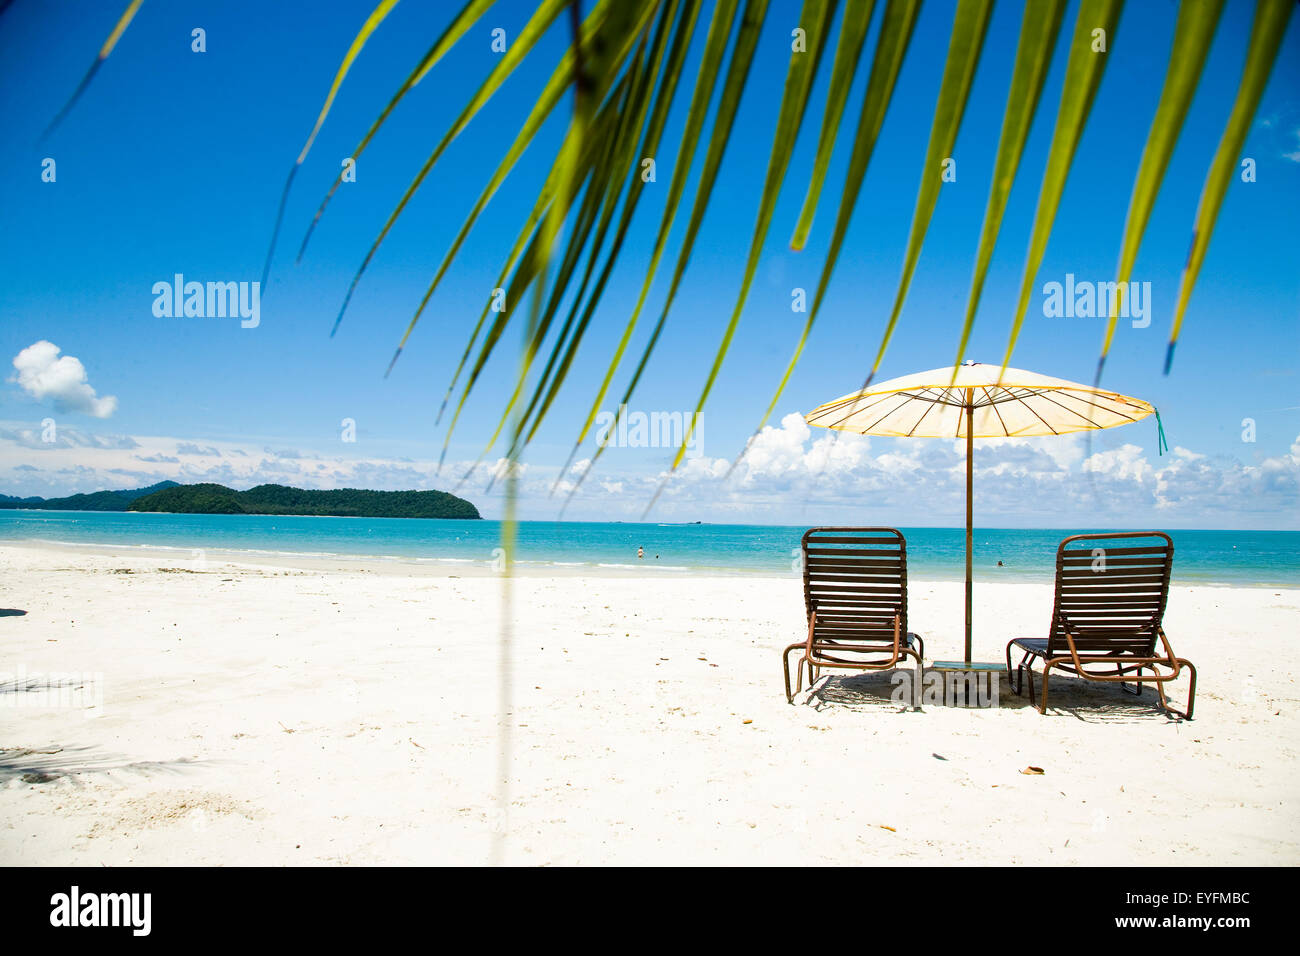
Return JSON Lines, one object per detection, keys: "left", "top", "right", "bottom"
{"left": 929, "top": 661, "right": 1005, "bottom": 674}
{"left": 926, "top": 661, "right": 1004, "bottom": 708}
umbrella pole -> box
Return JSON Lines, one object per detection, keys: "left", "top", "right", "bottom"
{"left": 965, "top": 401, "right": 974, "bottom": 665}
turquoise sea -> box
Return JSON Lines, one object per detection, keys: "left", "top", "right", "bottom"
{"left": 1, "top": 510, "right": 1297, "bottom": 586}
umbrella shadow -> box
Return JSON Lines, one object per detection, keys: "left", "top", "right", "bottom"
{"left": 0, "top": 609, "right": 27, "bottom": 617}
{"left": 1019, "top": 673, "right": 1191, "bottom": 723}
{"left": 805, "top": 670, "right": 917, "bottom": 712}
{"left": 0, "top": 746, "right": 207, "bottom": 785}
{"left": 806, "top": 669, "right": 1184, "bottom": 722}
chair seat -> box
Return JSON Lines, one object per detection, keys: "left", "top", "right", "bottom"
{"left": 1010, "top": 637, "right": 1153, "bottom": 659}
{"left": 812, "top": 630, "right": 921, "bottom": 648}
{"left": 1010, "top": 637, "right": 1048, "bottom": 656}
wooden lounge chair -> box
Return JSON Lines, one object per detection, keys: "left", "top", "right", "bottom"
{"left": 1006, "top": 531, "right": 1196, "bottom": 718}
{"left": 783, "top": 527, "right": 925, "bottom": 706}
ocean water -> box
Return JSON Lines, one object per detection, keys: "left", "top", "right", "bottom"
{"left": 1, "top": 510, "right": 1297, "bottom": 587}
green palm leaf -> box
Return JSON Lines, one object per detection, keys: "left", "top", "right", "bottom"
{"left": 261, "top": 0, "right": 402, "bottom": 287}
{"left": 998, "top": 0, "right": 1124, "bottom": 375}
{"left": 437, "top": 80, "right": 636, "bottom": 472}
{"left": 434, "top": 3, "right": 662, "bottom": 467}
{"left": 951, "top": 0, "right": 1067, "bottom": 376}
{"left": 391, "top": 0, "right": 661, "bottom": 380}
{"left": 1097, "top": 0, "right": 1225, "bottom": 381}
{"left": 41, "top": 0, "right": 144, "bottom": 141}
{"left": 864, "top": 0, "right": 995, "bottom": 387}
{"left": 571, "top": 0, "right": 771, "bottom": 503}
{"left": 664, "top": 0, "right": 836, "bottom": 471}
{"left": 326, "top": 0, "right": 581, "bottom": 337}
{"left": 748, "top": 0, "right": 920, "bottom": 442}
{"left": 515, "top": 1, "right": 694, "bottom": 452}
{"left": 295, "top": 0, "right": 498, "bottom": 264}
{"left": 469, "top": 70, "right": 646, "bottom": 468}
{"left": 790, "top": 0, "right": 876, "bottom": 252}
{"left": 1165, "top": 0, "right": 1294, "bottom": 374}
{"left": 553, "top": 0, "right": 742, "bottom": 489}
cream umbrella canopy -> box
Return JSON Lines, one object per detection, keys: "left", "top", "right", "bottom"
{"left": 805, "top": 361, "right": 1157, "bottom": 665}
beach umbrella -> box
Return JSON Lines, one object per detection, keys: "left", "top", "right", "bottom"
{"left": 804, "top": 361, "right": 1156, "bottom": 665}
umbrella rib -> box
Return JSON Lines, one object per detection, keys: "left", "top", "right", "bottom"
{"left": 981, "top": 386, "right": 1011, "bottom": 436}
{"left": 822, "top": 388, "right": 956, "bottom": 432}
{"left": 905, "top": 392, "right": 945, "bottom": 437}
{"left": 981, "top": 385, "right": 1038, "bottom": 407}
{"left": 809, "top": 377, "right": 1147, "bottom": 436}
{"left": 861, "top": 393, "right": 923, "bottom": 434}
{"left": 1029, "top": 390, "right": 1115, "bottom": 429}
{"left": 1044, "top": 388, "right": 1144, "bottom": 424}
{"left": 825, "top": 394, "right": 903, "bottom": 430}
{"left": 816, "top": 390, "right": 904, "bottom": 425}
{"left": 1017, "top": 395, "right": 1064, "bottom": 435}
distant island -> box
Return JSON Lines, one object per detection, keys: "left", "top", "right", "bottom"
{"left": 1, "top": 482, "right": 480, "bottom": 519}
{"left": 0, "top": 480, "right": 180, "bottom": 511}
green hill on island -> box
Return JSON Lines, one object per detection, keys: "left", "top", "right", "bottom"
{"left": 127, "top": 483, "right": 480, "bottom": 519}
{"left": 0, "top": 481, "right": 179, "bottom": 511}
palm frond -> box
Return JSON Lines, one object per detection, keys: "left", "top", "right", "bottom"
{"left": 749, "top": 0, "right": 921, "bottom": 442}
{"left": 197, "top": 0, "right": 1283, "bottom": 514}
{"left": 998, "top": 0, "right": 1124, "bottom": 376}
{"left": 261, "top": 0, "right": 402, "bottom": 287}
{"left": 433, "top": 1, "right": 663, "bottom": 469}
{"left": 516, "top": 0, "right": 693, "bottom": 452}
{"left": 666, "top": 0, "right": 836, "bottom": 472}
{"left": 552, "top": 0, "right": 742, "bottom": 490}
{"left": 41, "top": 0, "right": 144, "bottom": 141}
{"left": 790, "top": 0, "right": 876, "bottom": 252}
{"left": 1165, "top": 0, "right": 1294, "bottom": 374}
{"left": 866, "top": 0, "right": 995, "bottom": 386}
{"left": 570, "top": 0, "right": 771, "bottom": 508}
{"left": 951, "top": 0, "right": 1068, "bottom": 376}
{"left": 327, "top": 0, "right": 580, "bottom": 337}
{"left": 391, "top": 0, "right": 661, "bottom": 379}
{"left": 1097, "top": 0, "right": 1225, "bottom": 382}
{"left": 296, "top": 0, "right": 498, "bottom": 264}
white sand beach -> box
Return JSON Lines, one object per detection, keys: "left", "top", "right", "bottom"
{"left": 1, "top": 541, "right": 1296, "bottom": 866}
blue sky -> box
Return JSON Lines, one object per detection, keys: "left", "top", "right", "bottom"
{"left": 1, "top": 0, "right": 1297, "bottom": 527}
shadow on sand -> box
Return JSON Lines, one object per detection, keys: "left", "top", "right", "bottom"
{"left": 0, "top": 674, "right": 89, "bottom": 695}
{"left": 0, "top": 746, "right": 205, "bottom": 785}
{"left": 805, "top": 667, "right": 1188, "bottom": 722}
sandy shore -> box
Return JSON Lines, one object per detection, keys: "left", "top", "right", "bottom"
{"left": 1, "top": 541, "right": 1296, "bottom": 865}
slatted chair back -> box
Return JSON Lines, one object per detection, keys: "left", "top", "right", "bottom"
{"left": 802, "top": 527, "right": 908, "bottom": 649}
{"left": 1047, "top": 532, "right": 1173, "bottom": 656}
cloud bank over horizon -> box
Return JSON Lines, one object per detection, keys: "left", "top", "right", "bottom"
{"left": 0, "top": 413, "right": 1296, "bottom": 529}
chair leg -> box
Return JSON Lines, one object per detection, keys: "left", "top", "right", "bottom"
{"left": 782, "top": 643, "right": 804, "bottom": 703}
{"left": 1039, "top": 658, "right": 1074, "bottom": 714}
{"left": 1020, "top": 654, "right": 1037, "bottom": 705}
{"left": 1007, "top": 647, "right": 1036, "bottom": 699}
{"left": 1155, "top": 659, "right": 1197, "bottom": 720}
{"left": 1118, "top": 664, "right": 1144, "bottom": 696}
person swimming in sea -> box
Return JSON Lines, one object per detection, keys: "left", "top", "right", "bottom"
{"left": 637, "top": 546, "right": 644, "bottom": 560}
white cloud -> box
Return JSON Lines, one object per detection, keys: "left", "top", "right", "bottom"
{"left": 176, "top": 443, "right": 222, "bottom": 457}
{"left": 10, "top": 341, "right": 117, "bottom": 418}
{"left": 1284, "top": 128, "right": 1300, "bottom": 163}
{"left": 0, "top": 414, "right": 1297, "bottom": 528}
